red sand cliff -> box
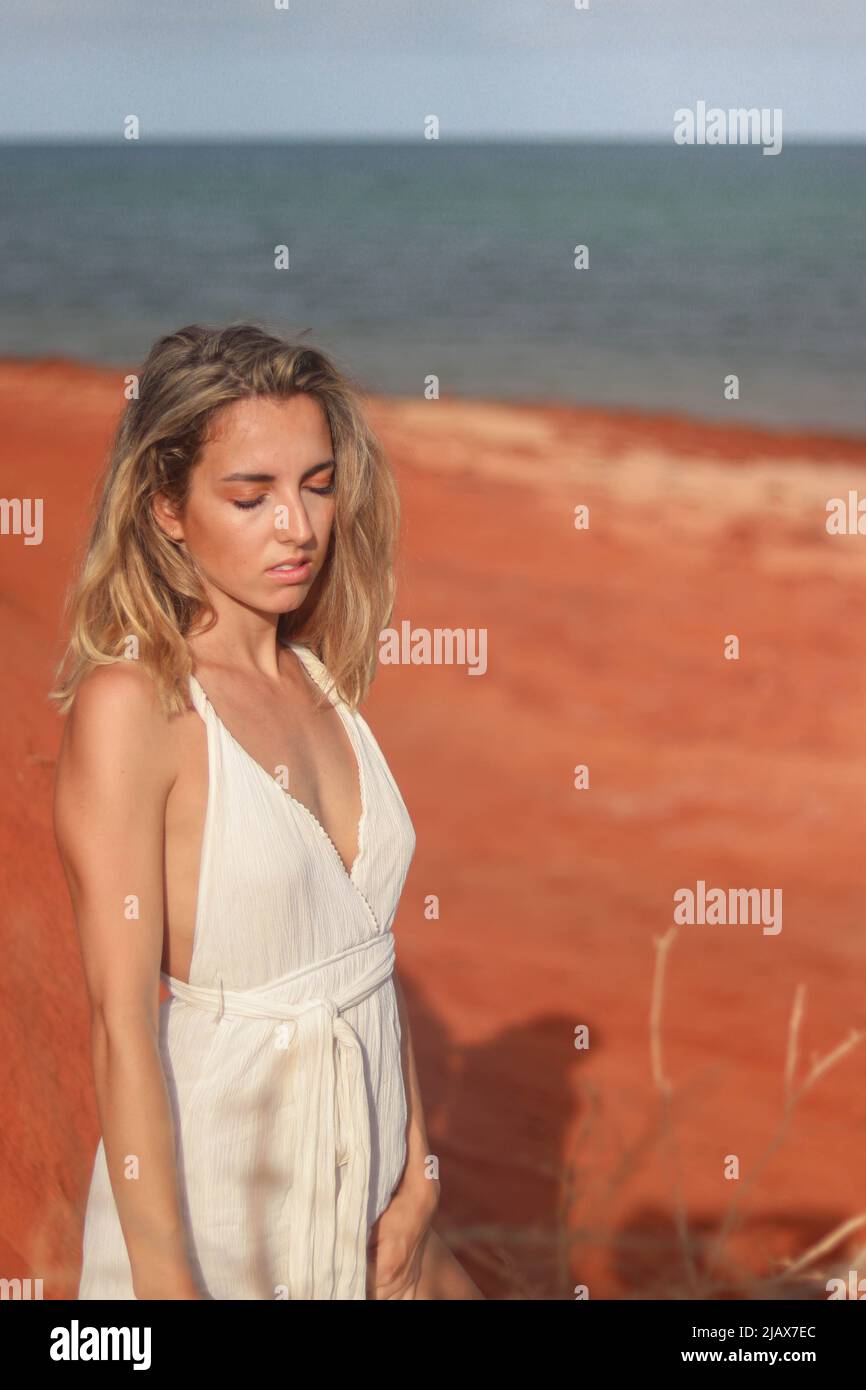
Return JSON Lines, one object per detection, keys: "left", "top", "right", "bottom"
{"left": 2, "top": 359, "right": 866, "bottom": 1299}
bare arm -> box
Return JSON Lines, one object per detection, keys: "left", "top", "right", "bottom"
{"left": 54, "top": 662, "right": 199, "bottom": 1299}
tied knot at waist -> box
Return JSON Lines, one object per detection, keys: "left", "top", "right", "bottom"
{"left": 287, "top": 994, "right": 338, "bottom": 1024}
{"left": 160, "top": 931, "right": 397, "bottom": 1300}
{"left": 213, "top": 984, "right": 340, "bottom": 1028}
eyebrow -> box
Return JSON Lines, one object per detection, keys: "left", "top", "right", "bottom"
{"left": 218, "top": 459, "right": 336, "bottom": 483}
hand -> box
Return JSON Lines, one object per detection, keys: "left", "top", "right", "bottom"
{"left": 366, "top": 1174, "right": 440, "bottom": 1300}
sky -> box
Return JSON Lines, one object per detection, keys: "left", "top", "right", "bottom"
{"left": 1, "top": 0, "right": 864, "bottom": 141}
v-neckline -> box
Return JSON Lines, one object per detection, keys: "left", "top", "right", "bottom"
{"left": 189, "top": 643, "right": 366, "bottom": 886}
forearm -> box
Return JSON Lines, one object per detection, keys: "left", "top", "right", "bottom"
{"left": 90, "top": 1013, "right": 199, "bottom": 1298}
{"left": 392, "top": 969, "right": 439, "bottom": 1207}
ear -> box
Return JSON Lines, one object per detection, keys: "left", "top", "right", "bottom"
{"left": 152, "top": 490, "right": 185, "bottom": 545}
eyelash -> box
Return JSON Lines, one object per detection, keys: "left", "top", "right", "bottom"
{"left": 233, "top": 481, "right": 335, "bottom": 510}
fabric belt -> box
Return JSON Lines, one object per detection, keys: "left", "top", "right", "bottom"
{"left": 160, "top": 930, "right": 396, "bottom": 1300}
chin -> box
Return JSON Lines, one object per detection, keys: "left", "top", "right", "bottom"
{"left": 261, "top": 586, "right": 306, "bottom": 606}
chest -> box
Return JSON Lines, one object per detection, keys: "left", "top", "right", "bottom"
{"left": 198, "top": 677, "right": 364, "bottom": 876}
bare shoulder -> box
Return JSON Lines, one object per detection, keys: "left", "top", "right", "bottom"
{"left": 54, "top": 663, "right": 198, "bottom": 1019}
{"left": 68, "top": 659, "right": 172, "bottom": 715}
{"left": 54, "top": 662, "right": 185, "bottom": 829}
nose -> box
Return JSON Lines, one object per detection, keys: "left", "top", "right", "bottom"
{"left": 272, "top": 496, "right": 316, "bottom": 544}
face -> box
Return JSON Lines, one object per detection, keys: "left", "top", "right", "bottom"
{"left": 155, "top": 393, "right": 337, "bottom": 618}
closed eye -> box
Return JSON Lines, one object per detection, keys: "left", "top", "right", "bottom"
{"left": 233, "top": 480, "right": 335, "bottom": 509}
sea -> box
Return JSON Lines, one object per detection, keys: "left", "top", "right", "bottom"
{"left": 0, "top": 140, "right": 863, "bottom": 433}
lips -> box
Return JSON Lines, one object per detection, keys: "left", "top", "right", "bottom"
{"left": 266, "top": 559, "right": 310, "bottom": 572}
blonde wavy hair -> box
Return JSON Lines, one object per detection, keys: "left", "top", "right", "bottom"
{"left": 49, "top": 321, "right": 401, "bottom": 717}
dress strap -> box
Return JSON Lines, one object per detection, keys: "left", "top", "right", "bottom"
{"left": 188, "top": 671, "right": 209, "bottom": 719}
{"left": 289, "top": 642, "right": 341, "bottom": 709}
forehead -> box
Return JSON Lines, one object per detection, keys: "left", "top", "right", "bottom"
{"left": 201, "top": 394, "right": 333, "bottom": 462}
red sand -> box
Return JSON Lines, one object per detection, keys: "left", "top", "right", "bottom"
{"left": 2, "top": 359, "right": 866, "bottom": 1299}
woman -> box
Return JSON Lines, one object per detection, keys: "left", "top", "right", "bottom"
{"left": 52, "top": 322, "right": 483, "bottom": 1300}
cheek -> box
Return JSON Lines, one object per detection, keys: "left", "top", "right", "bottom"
{"left": 310, "top": 499, "right": 336, "bottom": 543}
{"left": 185, "top": 502, "right": 263, "bottom": 577}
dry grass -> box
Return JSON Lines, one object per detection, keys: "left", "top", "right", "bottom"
{"left": 441, "top": 926, "right": 866, "bottom": 1300}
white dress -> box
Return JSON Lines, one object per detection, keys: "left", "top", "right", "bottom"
{"left": 77, "top": 642, "right": 416, "bottom": 1300}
